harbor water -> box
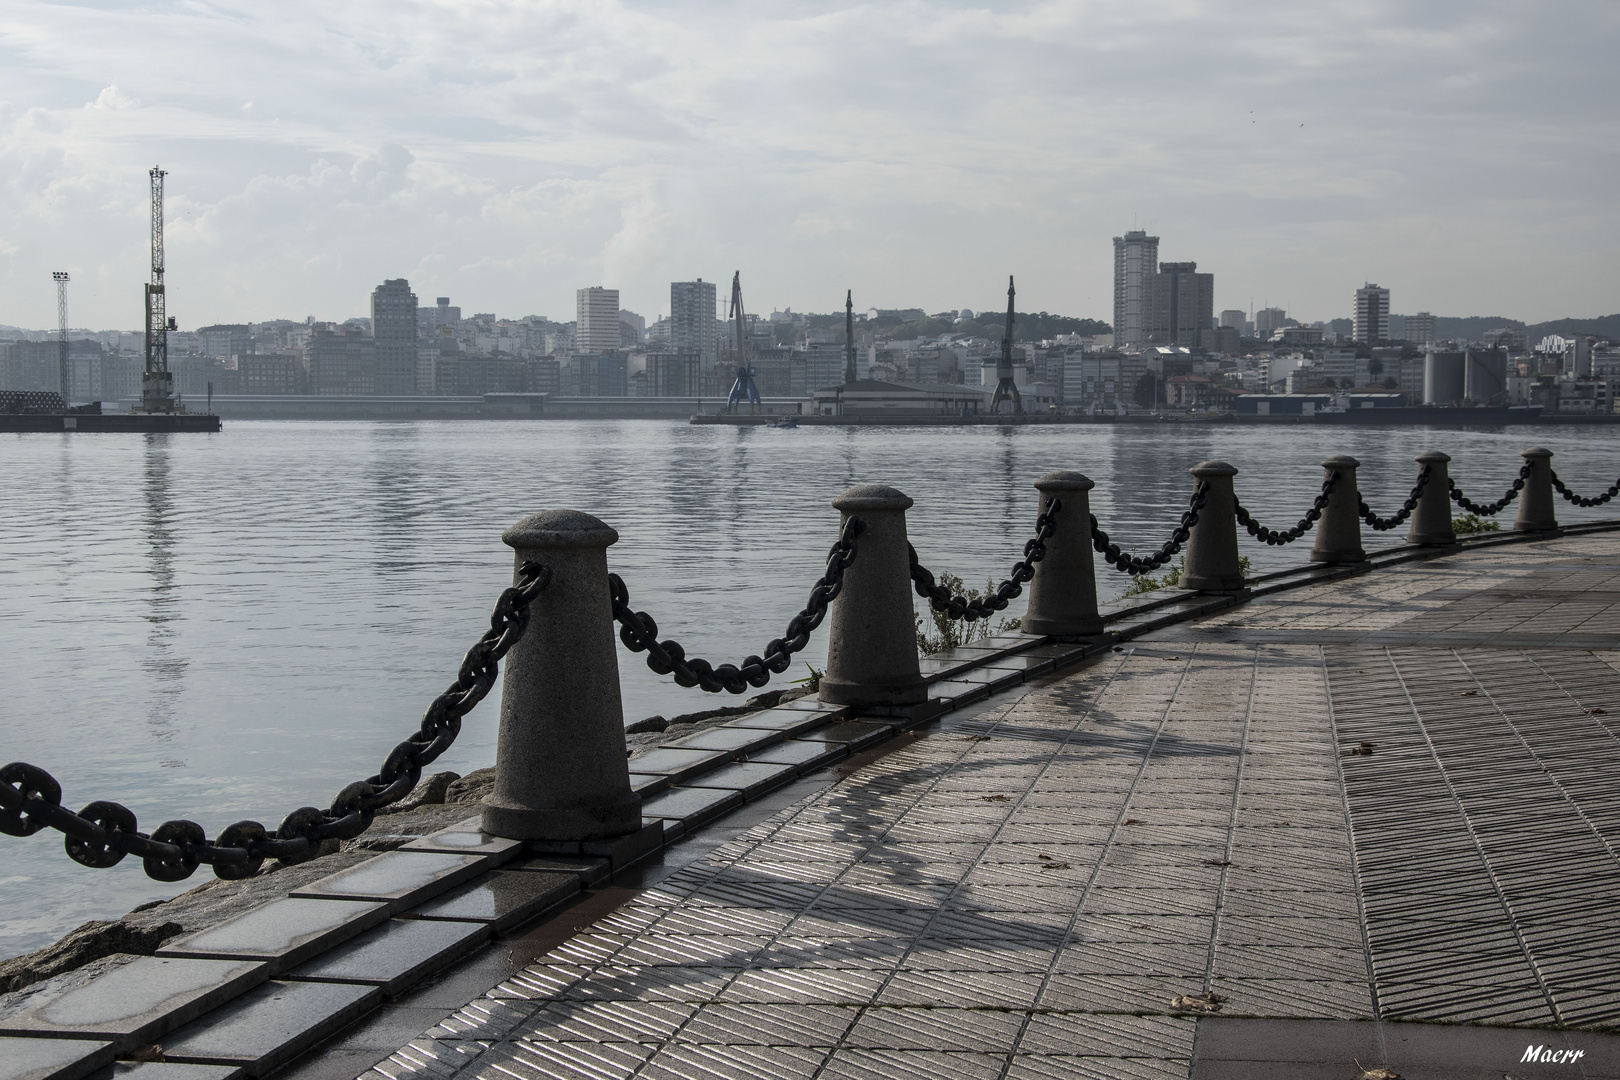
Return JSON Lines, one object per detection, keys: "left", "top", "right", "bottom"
{"left": 3, "top": 419, "right": 1618, "bottom": 958}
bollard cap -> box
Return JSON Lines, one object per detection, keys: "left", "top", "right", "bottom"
{"left": 503, "top": 509, "right": 619, "bottom": 550}
{"left": 1034, "top": 470, "right": 1095, "bottom": 492}
{"left": 1321, "top": 455, "right": 1360, "bottom": 469}
{"left": 1415, "top": 450, "right": 1451, "bottom": 464}
{"left": 832, "top": 484, "right": 914, "bottom": 512}
{"left": 1189, "top": 460, "right": 1237, "bottom": 478}
{"left": 1522, "top": 446, "right": 1553, "bottom": 459}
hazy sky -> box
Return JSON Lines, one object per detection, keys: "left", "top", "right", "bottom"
{"left": 1, "top": 1, "right": 1616, "bottom": 331}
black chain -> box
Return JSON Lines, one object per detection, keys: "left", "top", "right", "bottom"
{"left": 611, "top": 517, "right": 865, "bottom": 694}
{"left": 1359, "top": 464, "right": 1432, "bottom": 531}
{"left": 1550, "top": 470, "right": 1620, "bottom": 508}
{"left": 0, "top": 563, "right": 552, "bottom": 883}
{"left": 1091, "top": 482, "right": 1210, "bottom": 575}
{"left": 909, "top": 499, "right": 1061, "bottom": 620}
{"left": 1234, "top": 472, "right": 1339, "bottom": 546}
{"left": 1449, "top": 462, "right": 1533, "bottom": 517}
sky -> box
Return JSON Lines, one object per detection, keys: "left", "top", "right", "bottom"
{"left": 1, "top": 1, "right": 1616, "bottom": 332}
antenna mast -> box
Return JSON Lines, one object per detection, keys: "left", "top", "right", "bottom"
{"left": 141, "top": 166, "right": 176, "bottom": 412}
{"left": 52, "top": 272, "right": 70, "bottom": 402}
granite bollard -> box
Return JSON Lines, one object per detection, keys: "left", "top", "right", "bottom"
{"left": 1310, "top": 455, "right": 1366, "bottom": 564}
{"left": 1515, "top": 446, "right": 1558, "bottom": 532}
{"left": 1022, "top": 471, "right": 1104, "bottom": 638}
{"left": 1406, "top": 450, "right": 1456, "bottom": 546}
{"left": 481, "top": 510, "right": 641, "bottom": 841}
{"left": 818, "top": 484, "right": 928, "bottom": 707}
{"left": 1179, "top": 461, "right": 1246, "bottom": 593}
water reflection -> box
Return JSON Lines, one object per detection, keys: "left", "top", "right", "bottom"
{"left": 141, "top": 434, "right": 187, "bottom": 759}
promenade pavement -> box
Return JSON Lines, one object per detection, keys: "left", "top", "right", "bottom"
{"left": 328, "top": 530, "right": 1620, "bottom": 1080}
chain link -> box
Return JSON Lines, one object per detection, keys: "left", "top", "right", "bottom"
{"left": 1232, "top": 472, "right": 1338, "bottom": 546}
{"left": 1359, "top": 463, "right": 1432, "bottom": 531}
{"left": 1091, "top": 482, "right": 1210, "bottom": 575}
{"left": 1449, "top": 462, "right": 1533, "bottom": 517}
{"left": 1550, "top": 470, "right": 1620, "bottom": 508}
{"left": 909, "top": 500, "right": 1061, "bottom": 620}
{"left": 0, "top": 562, "right": 553, "bottom": 882}
{"left": 611, "top": 517, "right": 865, "bottom": 694}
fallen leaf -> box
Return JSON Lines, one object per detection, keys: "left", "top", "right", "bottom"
{"left": 1202, "top": 859, "right": 1232, "bottom": 867}
{"left": 131, "top": 1046, "right": 165, "bottom": 1064}
{"left": 1169, "top": 990, "right": 1225, "bottom": 1013}
{"left": 1458, "top": 690, "right": 1478, "bottom": 697}
{"left": 1352, "top": 1061, "right": 1402, "bottom": 1080}
{"left": 1037, "top": 853, "right": 1053, "bottom": 860}
{"left": 1348, "top": 742, "right": 1375, "bottom": 757}
{"left": 1123, "top": 818, "right": 1145, "bottom": 825}
{"left": 1168, "top": 656, "right": 1180, "bottom": 660}
{"left": 981, "top": 794, "right": 1010, "bottom": 802}
{"left": 1039, "top": 861, "right": 1070, "bottom": 871}
{"left": 1589, "top": 707, "right": 1607, "bottom": 715}
{"left": 963, "top": 734, "right": 991, "bottom": 742}
{"left": 1276, "top": 821, "right": 1291, "bottom": 827}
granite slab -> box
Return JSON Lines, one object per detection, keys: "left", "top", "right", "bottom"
{"left": 787, "top": 720, "right": 894, "bottom": 752}
{"left": 679, "top": 761, "right": 799, "bottom": 799}
{"left": 158, "top": 898, "right": 389, "bottom": 974}
{"left": 0, "top": 1037, "right": 115, "bottom": 1080}
{"left": 97, "top": 1064, "right": 243, "bottom": 1080}
{"left": 160, "top": 980, "right": 380, "bottom": 1077}
{"left": 925, "top": 679, "right": 990, "bottom": 706}
{"left": 621, "top": 747, "right": 730, "bottom": 784}
{"left": 287, "top": 851, "right": 489, "bottom": 913}
{"left": 506, "top": 855, "right": 610, "bottom": 887}
{"left": 0, "top": 957, "right": 268, "bottom": 1052}
{"left": 639, "top": 786, "right": 744, "bottom": 829}
{"left": 724, "top": 709, "right": 837, "bottom": 735}
{"left": 746, "top": 738, "right": 847, "bottom": 773}
{"left": 398, "top": 819, "right": 523, "bottom": 863}
{"left": 288, "top": 919, "right": 488, "bottom": 998}
{"left": 627, "top": 773, "right": 672, "bottom": 796}
{"left": 410, "top": 870, "right": 579, "bottom": 934}
{"left": 659, "top": 726, "right": 782, "bottom": 754}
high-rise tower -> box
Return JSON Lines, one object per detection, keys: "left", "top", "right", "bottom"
{"left": 372, "top": 279, "right": 419, "bottom": 394}
{"left": 1354, "top": 284, "right": 1390, "bottom": 343}
{"left": 1112, "top": 230, "right": 1160, "bottom": 345}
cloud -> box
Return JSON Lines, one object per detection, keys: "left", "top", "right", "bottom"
{"left": 0, "top": 0, "right": 1616, "bottom": 329}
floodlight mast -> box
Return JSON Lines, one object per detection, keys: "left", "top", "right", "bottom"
{"left": 141, "top": 166, "right": 176, "bottom": 413}
{"left": 52, "top": 272, "right": 70, "bottom": 402}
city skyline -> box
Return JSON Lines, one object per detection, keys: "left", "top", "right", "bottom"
{"left": 1, "top": 3, "right": 1616, "bottom": 330}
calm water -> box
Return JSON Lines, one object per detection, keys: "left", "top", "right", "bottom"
{"left": 4, "top": 419, "right": 1619, "bottom": 957}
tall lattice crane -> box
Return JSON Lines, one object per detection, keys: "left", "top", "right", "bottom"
{"left": 724, "top": 271, "right": 761, "bottom": 414}
{"left": 141, "top": 166, "right": 177, "bottom": 413}
{"left": 989, "top": 275, "right": 1022, "bottom": 414}
{"left": 52, "top": 272, "right": 70, "bottom": 402}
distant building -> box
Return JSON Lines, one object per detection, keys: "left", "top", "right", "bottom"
{"left": 809, "top": 378, "right": 992, "bottom": 417}
{"left": 1354, "top": 284, "right": 1390, "bottom": 343}
{"left": 575, "top": 287, "right": 621, "bottom": 353}
{"left": 197, "top": 324, "right": 252, "bottom": 360}
{"left": 1112, "top": 230, "right": 1160, "bottom": 345}
{"left": 1403, "top": 312, "right": 1436, "bottom": 346}
{"left": 618, "top": 309, "right": 646, "bottom": 345}
{"left": 304, "top": 328, "right": 376, "bottom": 395}
{"left": 371, "top": 279, "right": 419, "bottom": 395}
{"left": 238, "top": 353, "right": 298, "bottom": 395}
{"left": 1219, "top": 309, "right": 1247, "bottom": 332}
{"left": 420, "top": 297, "right": 461, "bottom": 335}
{"left": 670, "top": 280, "right": 719, "bottom": 367}
{"left": 1254, "top": 307, "right": 1289, "bottom": 340}
{"left": 1143, "top": 262, "right": 1214, "bottom": 349}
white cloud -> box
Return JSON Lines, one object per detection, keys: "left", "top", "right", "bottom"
{"left": 0, "top": 0, "right": 1615, "bottom": 329}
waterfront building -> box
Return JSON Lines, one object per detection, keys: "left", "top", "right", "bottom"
{"left": 575, "top": 288, "right": 621, "bottom": 353}
{"left": 372, "top": 279, "right": 419, "bottom": 395}
{"left": 670, "top": 280, "right": 719, "bottom": 367}
{"left": 238, "top": 353, "right": 298, "bottom": 395}
{"left": 197, "top": 324, "right": 252, "bottom": 360}
{"left": 809, "top": 378, "right": 992, "bottom": 417}
{"left": 1355, "top": 284, "right": 1390, "bottom": 343}
{"left": 1112, "top": 230, "right": 1160, "bottom": 345}
{"left": 1143, "top": 262, "right": 1214, "bottom": 349}
{"left": 304, "top": 328, "right": 376, "bottom": 395}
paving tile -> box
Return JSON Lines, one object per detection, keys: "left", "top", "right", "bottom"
{"left": 661, "top": 726, "right": 782, "bottom": 754}
{"left": 672, "top": 1003, "right": 856, "bottom": 1046}
{"left": 158, "top": 898, "right": 391, "bottom": 974}
{"left": 399, "top": 819, "right": 524, "bottom": 862}
{"left": 639, "top": 786, "right": 743, "bottom": 828}
{"left": 0, "top": 1037, "right": 115, "bottom": 1080}
{"left": 819, "top": 1048, "right": 1005, "bottom": 1080}
{"left": 1018, "top": 1013, "right": 1195, "bottom": 1058}
{"left": 99, "top": 1065, "right": 243, "bottom": 1080}
{"left": 289, "top": 918, "right": 489, "bottom": 997}
{"left": 623, "top": 747, "right": 731, "bottom": 783}
{"left": 680, "top": 761, "right": 799, "bottom": 799}
{"left": 843, "top": 1006, "right": 1025, "bottom": 1050}
{"left": 516, "top": 1001, "right": 694, "bottom": 1043}
{"left": 746, "top": 739, "right": 848, "bottom": 773}
{"left": 411, "top": 870, "right": 579, "bottom": 933}
{"left": 788, "top": 722, "right": 894, "bottom": 753}
{"left": 0, "top": 957, "right": 268, "bottom": 1052}
{"left": 639, "top": 1042, "right": 828, "bottom": 1080}
{"left": 161, "top": 980, "right": 381, "bottom": 1077}
{"left": 504, "top": 854, "right": 609, "bottom": 887}
{"left": 476, "top": 1038, "right": 654, "bottom": 1080}
{"left": 289, "top": 852, "right": 491, "bottom": 913}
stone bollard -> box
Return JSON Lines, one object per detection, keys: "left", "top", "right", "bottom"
{"left": 1405, "top": 450, "right": 1456, "bottom": 546}
{"left": 482, "top": 510, "right": 642, "bottom": 841}
{"left": 1514, "top": 447, "right": 1558, "bottom": 532}
{"left": 1179, "top": 461, "right": 1246, "bottom": 593}
{"left": 1310, "top": 455, "right": 1367, "bottom": 564}
{"left": 819, "top": 484, "right": 928, "bottom": 707}
{"left": 1022, "top": 471, "right": 1104, "bottom": 638}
